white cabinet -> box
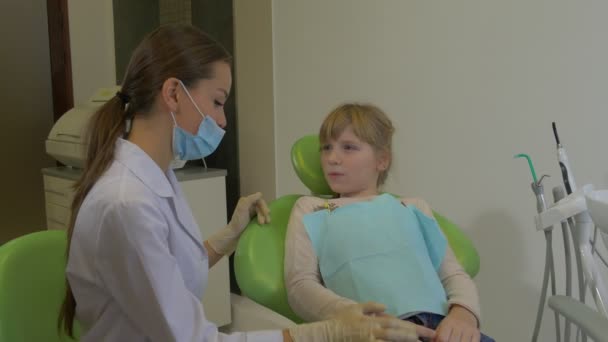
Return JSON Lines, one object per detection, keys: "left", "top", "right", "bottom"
{"left": 42, "top": 171, "right": 78, "bottom": 230}
{"left": 41, "top": 166, "right": 232, "bottom": 327}
{"left": 178, "top": 168, "right": 231, "bottom": 327}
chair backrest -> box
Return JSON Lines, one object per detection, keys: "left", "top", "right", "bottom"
{"left": 235, "top": 194, "right": 304, "bottom": 323}
{"left": 235, "top": 135, "right": 480, "bottom": 322}
{"left": 291, "top": 135, "right": 334, "bottom": 196}
{"left": 0, "top": 230, "right": 80, "bottom": 341}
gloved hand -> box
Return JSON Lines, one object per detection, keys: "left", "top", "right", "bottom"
{"left": 207, "top": 192, "right": 271, "bottom": 255}
{"left": 288, "top": 302, "right": 435, "bottom": 342}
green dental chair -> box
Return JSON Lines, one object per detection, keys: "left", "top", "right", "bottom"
{"left": 0, "top": 229, "right": 81, "bottom": 341}
{"left": 233, "top": 135, "right": 481, "bottom": 325}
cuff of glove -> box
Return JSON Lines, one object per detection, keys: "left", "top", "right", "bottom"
{"left": 288, "top": 321, "right": 330, "bottom": 342}
{"left": 289, "top": 319, "right": 380, "bottom": 342}
{"left": 206, "top": 224, "right": 240, "bottom": 256}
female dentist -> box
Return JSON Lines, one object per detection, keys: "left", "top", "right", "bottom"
{"left": 57, "top": 24, "right": 431, "bottom": 342}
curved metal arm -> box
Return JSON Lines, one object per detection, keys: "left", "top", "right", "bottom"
{"left": 548, "top": 295, "right": 608, "bottom": 342}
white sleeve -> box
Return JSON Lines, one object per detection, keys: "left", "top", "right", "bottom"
{"left": 439, "top": 245, "right": 482, "bottom": 325}
{"left": 96, "top": 199, "right": 283, "bottom": 342}
{"left": 284, "top": 197, "right": 357, "bottom": 322}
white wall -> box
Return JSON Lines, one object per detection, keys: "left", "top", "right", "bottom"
{"left": 233, "top": 0, "right": 277, "bottom": 198}
{"left": 270, "top": 0, "right": 608, "bottom": 340}
{"left": 68, "top": 0, "right": 116, "bottom": 105}
{"left": 0, "top": 0, "right": 55, "bottom": 243}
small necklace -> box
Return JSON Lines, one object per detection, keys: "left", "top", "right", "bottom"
{"left": 314, "top": 201, "right": 338, "bottom": 213}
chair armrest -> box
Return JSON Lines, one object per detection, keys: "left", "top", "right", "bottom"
{"left": 548, "top": 295, "right": 608, "bottom": 342}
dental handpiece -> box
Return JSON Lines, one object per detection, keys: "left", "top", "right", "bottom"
{"left": 553, "top": 122, "right": 576, "bottom": 194}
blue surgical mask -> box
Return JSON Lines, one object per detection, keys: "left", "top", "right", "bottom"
{"left": 171, "top": 80, "right": 225, "bottom": 160}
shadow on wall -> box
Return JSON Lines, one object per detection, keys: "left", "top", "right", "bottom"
{"left": 468, "top": 209, "right": 546, "bottom": 340}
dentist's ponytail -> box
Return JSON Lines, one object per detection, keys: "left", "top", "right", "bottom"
{"left": 58, "top": 23, "right": 231, "bottom": 337}
{"left": 56, "top": 94, "right": 126, "bottom": 337}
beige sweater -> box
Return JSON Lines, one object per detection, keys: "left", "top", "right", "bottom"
{"left": 284, "top": 195, "right": 481, "bottom": 324}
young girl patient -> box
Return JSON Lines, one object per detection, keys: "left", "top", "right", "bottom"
{"left": 284, "top": 103, "right": 495, "bottom": 342}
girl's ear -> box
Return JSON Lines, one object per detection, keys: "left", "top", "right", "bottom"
{"left": 376, "top": 149, "right": 391, "bottom": 171}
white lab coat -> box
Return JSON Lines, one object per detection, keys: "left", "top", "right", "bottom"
{"left": 66, "top": 139, "right": 282, "bottom": 342}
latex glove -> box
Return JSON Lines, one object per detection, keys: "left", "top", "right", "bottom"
{"left": 433, "top": 306, "right": 480, "bottom": 342}
{"left": 207, "top": 192, "right": 271, "bottom": 255}
{"left": 288, "top": 302, "right": 435, "bottom": 342}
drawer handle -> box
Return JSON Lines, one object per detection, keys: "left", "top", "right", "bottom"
{"left": 48, "top": 218, "right": 67, "bottom": 225}
{"left": 46, "top": 190, "right": 67, "bottom": 197}
{"left": 56, "top": 133, "right": 81, "bottom": 139}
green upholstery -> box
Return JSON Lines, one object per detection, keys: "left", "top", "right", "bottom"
{"left": 235, "top": 135, "right": 480, "bottom": 322}
{"left": 433, "top": 211, "right": 480, "bottom": 277}
{"left": 235, "top": 195, "right": 304, "bottom": 323}
{"left": 0, "top": 230, "right": 81, "bottom": 341}
{"left": 291, "top": 135, "right": 335, "bottom": 196}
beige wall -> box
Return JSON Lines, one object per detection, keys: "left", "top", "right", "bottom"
{"left": 235, "top": 0, "right": 608, "bottom": 340}
{"left": 0, "top": 1, "right": 116, "bottom": 243}
{"left": 0, "top": 1, "right": 55, "bottom": 243}
{"left": 68, "top": 0, "right": 116, "bottom": 105}
{"left": 233, "top": 0, "right": 277, "bottom": 199}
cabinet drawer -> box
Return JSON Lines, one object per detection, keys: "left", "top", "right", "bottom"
{"left": 46, "top": 203, "right": 71, "bottom": 226}
{"left": 43, "top": 175, "right": 75, "bottom": 207}
{"left": 43, "top": 175, "right": 75, "bottom": 194}
{"left": 44, "top": 190, "right": 74, "bottom": 207}
{"left": 47, "top": 218, "right": 67, "bottom": 230}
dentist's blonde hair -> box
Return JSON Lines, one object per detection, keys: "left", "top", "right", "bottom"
{"left": 319, "top": 103, "right": 395, "bottom": 186}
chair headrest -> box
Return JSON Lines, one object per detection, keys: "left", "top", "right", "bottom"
{"left": 290, "top": 135, "right": 335, "bottom": 196}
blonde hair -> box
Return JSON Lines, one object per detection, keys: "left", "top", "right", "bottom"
{"left": 319, "top": 103, "right": 395, "bottom": 186}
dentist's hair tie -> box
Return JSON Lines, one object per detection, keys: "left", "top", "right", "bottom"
{"left": 115, "top": 91, "right": 131, "bottom": 105}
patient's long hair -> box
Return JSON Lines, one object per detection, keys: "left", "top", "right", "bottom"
{"left": 319, "top": 103, "right": 395, "bottom": 186}
{"left": 57, "top": 24, "right": 231, "bottom": 337}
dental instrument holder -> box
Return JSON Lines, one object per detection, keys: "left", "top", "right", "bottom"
{"left": 553, "top": 186, "right": 573, "bottom": 342}
{"left": 532, "top": 176, "right": 549, "bottom": 213}
{"left": 535, "top": 184, "right": 608, "bottom": 319}
{"left": 553, "top": 121, "right": 607, "bottom": 322}
{"left": 531, "top": 175, "right": 562, "bottom": 342}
